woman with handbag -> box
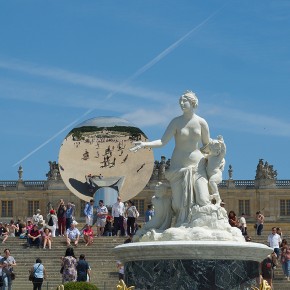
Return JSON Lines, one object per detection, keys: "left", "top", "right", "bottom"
{"left": 280, "top": 239, "right": 290, "bottom": 281}
{"left": 29, "top": 258, "right": 47, "bottom": 290}
{"left": 0, "top": 248, "right": 16, "bottom": 290}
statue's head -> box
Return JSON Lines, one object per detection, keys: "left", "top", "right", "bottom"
{"left": 180, "top": 90, "right": 198, "bottom": 109}
{"left": 209, "top": 139, "right": 222, "bottom": 156}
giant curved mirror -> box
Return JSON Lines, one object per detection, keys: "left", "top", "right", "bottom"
{"left": 58, "top": 116, "right": 154, "bottom": 205}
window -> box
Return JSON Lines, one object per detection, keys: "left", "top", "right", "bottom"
{"left": 28, "top": 201, "right": 40, "bottom": 217}
{"left": 238, "top": 200, "right": 250, "bottom": 216}
{"left": 2, "top": 201, "right": 13, "bottom": 217}
{"left": 280, "top": 200, "right": 290, "bottom": 216}
{"left": 80, "top": 200, "right": 86, "bottom": 217}
{"left": 131, "top": 199, "right": 145, "bottom": 216}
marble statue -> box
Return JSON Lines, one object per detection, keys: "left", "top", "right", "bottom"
{"left": 134, "top": 182, "right": 173, "bottom": 240}
{"left": 255, "top": 159, "right": 278, "bottom": 180}
{"left": 130, "top": 91, "right": 244, "bottom": 242}
{"left": 206, "top": 135, "right": 226, "bottom": 205}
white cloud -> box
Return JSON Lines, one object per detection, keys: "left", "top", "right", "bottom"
{"left": 121, "top": 106, "right": 180, "bottom": 128}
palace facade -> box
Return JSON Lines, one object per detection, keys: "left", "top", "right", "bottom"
{"left": 0, "top": 158, "right": 290, "bottom": 224}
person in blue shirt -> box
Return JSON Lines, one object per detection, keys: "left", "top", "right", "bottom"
{"left": 84, "top": 199, "right": 94, "bottom": 226}
{"left": 30, "top": 258, "right": 47, "bottom": 290}
{"left": 66, "top": 202, "right": 76, "bottom": 230}
{"left": 145, "top": 205, "right": 154, "bottom": 223}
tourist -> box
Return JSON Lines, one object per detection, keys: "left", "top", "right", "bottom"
{"left": 84, "top": 199, "right": 94, "bottom": 226}
{"left": 65, "top": 202, "right": 76, "bottom": 230}
{"left": 46, "top": 209, "right": 57, "bottom": 237}
{"left": 130, "top": 91, "right": 212, "bottom": 226}
{"left": 32, "top": 209, "right": 44, "bottom": 227}
{"left": 239, "top": 213, "right": 247, "bottom": 236}
{"left": 261, "top": 252, "right": 277, "bottom": 288}
{"left": 8, "top": 220, "right": 19, "bottom": 238}
{"left": 0, "top": 248, "right": 16, "bottom": 290}
{"left": 280, "top": 239, "right": 290, "bottom": 280}
{"left": 0, "top": 222, "right": 9, "bottom": 244}
{"left": 126, "top": 200, "right": 139, "bottom": 236}
{"left": 104, "top": 216, "right": 113, "bottom": 236}
{"left": 268, "top": 227, "right": 282, "bottom": 259}
{"left": 112, "top": 196, "right": 125, "bottom": 236}
{"left": 256, "top": 211, "right": 264, "bottom": 236}
{"left": 124, "top": 234, "right": 133, "bottom": 244}
{"left": 228, "top": 211, "right": 239, "bottom": 227}
{"left": 27, "top": 220, "right": 34, "bottom": 232}
{"left": 116, "top": 260, "right": 124, "bottom": 280}
{"left": 95, "top": 200, "right": 108, "bottom": 237}
{"left": 42, "top": 228, "right": 52, "bottom": 250}
{"left": 29, "top": 258, "right": 47, "bottom": 290}
{"left": 28, "top": 224, "right": 42, "bottom": 248}
{"left": 57, "top": 199, "right": 67, "bottom": 236}
{"left": 83, "top": 225, "right": 93, "bottom": 246}
{"left": 66, "top": 223, "right": 80, "bottom": 247}
{"left": 145, "top": 205, "right": 154, "bottom": 223}
{"left": 61, "top": 247, "right": 77, "bottom": 283}
{"left": 76, "top": 254, "right": 91, "bottom": 282}
{"left": 277, "top": 227, "right": 283, "bottom": 239}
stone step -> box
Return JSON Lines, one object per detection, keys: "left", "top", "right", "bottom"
{"left": 5, "top": 235, "right": 290, "bottom": 290}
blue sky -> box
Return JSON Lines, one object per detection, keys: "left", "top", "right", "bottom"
{"left": 1, "top": 0, "right": 290, "bottom": 182}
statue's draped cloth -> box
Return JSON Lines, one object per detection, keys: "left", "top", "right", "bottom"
{"left": 165, "top": 158, "right": 208, "bottom": 226}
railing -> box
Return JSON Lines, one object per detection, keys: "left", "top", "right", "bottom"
{"left": 234, "top": 180, "right": 255, "bottom": 187}
{"left": 218, "top": 180, "right": 227, "bottom": 187}
{"left": 24, "top": 180, "right": 45, "bottom": 188}
{"left": 0, "top": 181, "right": 17, "bottom": 189}
{"left": 276, "top": 180, "right": 290, "bottom": 187}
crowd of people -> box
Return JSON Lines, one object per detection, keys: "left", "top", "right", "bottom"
{"left": 2, "top": 194, "right": 288, "bottom": 289}
{"left": 0, "top": 196, "right": 144, "bottom": 289}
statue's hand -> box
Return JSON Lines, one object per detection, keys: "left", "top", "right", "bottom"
{"left": 129, "top": 141, "right": 144, "bottom": 153}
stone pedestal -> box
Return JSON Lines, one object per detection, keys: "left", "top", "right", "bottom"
{"left": 114, "top": 241, "right": 272, "bottom": 290}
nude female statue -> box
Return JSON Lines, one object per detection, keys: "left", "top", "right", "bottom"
{"left": 130, "top": 91, "right": 211, "bottom": 226}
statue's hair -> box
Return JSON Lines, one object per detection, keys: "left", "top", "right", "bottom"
{"left": 181, "top": 90, "right": 198, "bottom": 108}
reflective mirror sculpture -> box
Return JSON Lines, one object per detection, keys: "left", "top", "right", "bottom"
{"left": 58, "top": 117, "right": 154, "bottom": 205}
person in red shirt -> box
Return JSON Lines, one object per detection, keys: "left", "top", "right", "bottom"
{"left": 27, "top": 224, "right": 41, "bottom": 248}
{"left": 83, "top": 224, "right": 94, "bottom": 246}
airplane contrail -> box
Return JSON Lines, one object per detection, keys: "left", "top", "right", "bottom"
{"left": 13, "top": 4, "right": 227, "bottom": 167}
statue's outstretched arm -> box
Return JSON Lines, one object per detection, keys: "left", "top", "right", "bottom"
{"left": 130, "top": 118, "right": 176, "bottom": 152}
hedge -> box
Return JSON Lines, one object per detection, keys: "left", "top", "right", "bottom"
{"left": 62, "top": 282, "right": 99, "bottom": 290}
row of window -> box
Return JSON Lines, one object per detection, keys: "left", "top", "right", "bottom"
{"left": 0, "top": 199, "right": 288, "bottom": 218}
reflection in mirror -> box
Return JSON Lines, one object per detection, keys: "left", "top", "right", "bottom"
{"left": 93, "top": 187, "right": 119, "bottom": 208}
{"left": 58, "top": 116, "right": 154, "bottom": 205}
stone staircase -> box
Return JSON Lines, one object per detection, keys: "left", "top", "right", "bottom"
{"left": 3, "top": 235, "right": 125, "bottom": 290}
{"left": 5, "top": 225, "right": 290, "bottom": 290}
{"left": 248, "top": 231, "right": 290, "bottom": 290}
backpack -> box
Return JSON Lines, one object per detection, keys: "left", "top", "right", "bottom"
{"left": 134, "top": 208, "right": 140, "bottom": 218}
{"left": 48, "top": 216, "right": 53, "bottom": 226}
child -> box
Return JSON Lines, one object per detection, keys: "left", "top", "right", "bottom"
{"left": 43, "top": 227, "right": 52, "bottom": 249}
{"left": 116, "top": 260, "right": 124, "bottom": 280}
{"left": 83, "top": 224, "right": 94, "bottom": 246}
{"left": 104, "top": 216, "right": 113, "bottom": 237}
{"left": 206, "top": 135, "right": 226, "bottom": 205}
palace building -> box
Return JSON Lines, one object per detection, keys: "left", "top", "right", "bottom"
{"left": 0, "top": 158, "right": 289, "bottom": 224}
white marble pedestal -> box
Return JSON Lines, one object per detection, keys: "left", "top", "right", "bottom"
{"left": 113, "top": 241, "right": 273, "bottom": 290}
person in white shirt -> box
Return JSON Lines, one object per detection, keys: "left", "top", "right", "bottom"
{"left": 239, "top": 213, "right": 247, "bottom": 236}
{"left": 112, "top": 196, "right": 125, "bottom": 236}
{"left": 267, "top": 227, "right": 282, "bottom": 259}
{"left": 66, "top": 223, "right": 80, "bottom": 247}
{"left": 95, "top": 200, "right": 108, "bottom": 237}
